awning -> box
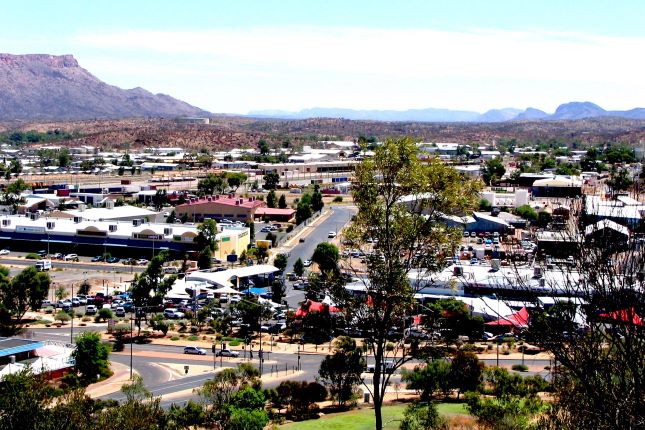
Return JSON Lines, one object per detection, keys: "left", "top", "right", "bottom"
{"left": 486, "top": 307, "right": 529, "bottom": 328}
{"left": 599, "top": 308, "right": 643, "bottom": 326}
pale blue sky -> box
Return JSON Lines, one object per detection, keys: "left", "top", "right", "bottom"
{"left": 2, "top": 1, "right": 644, "bottom": 114}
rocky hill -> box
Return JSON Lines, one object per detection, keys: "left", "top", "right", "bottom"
{"left": 0, "top": 54, "right": 208, "bottom": 120}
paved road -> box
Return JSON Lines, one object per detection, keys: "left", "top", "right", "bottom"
{"left": 0, "top": 256, "right": 146, "bottom": 274}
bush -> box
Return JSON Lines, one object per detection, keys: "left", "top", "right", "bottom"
{"left": 400, "top": 402, "right": 448, "bottom": 430}
{"left": 229, "top": 339, "right": 241, "bottom": 347}
{"left": 286, "top": 225, "right": 294, "bottom": 233}
{"left": 512, "top": 364, "right": 529, "bottom": 372}
{"left": 75, "top": 311, "right": 84, "bottom": 318}
{"left": 333, "top": 196, "right": 343, "bottom": 203}
{"left": 171, "top": 336, "right": 180, "bottom": 341}
{"left": 25, "top": 253, "right": 39, "bottom": 259}
{"left": 97, "top": 308, "right": 114, "bottom": 322}
{"left": 187, "top": 335, "right": 199, "bottom": 341}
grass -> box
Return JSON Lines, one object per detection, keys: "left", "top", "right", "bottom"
{"left": 279, "top": 403, "right": 468, "bottom": 430}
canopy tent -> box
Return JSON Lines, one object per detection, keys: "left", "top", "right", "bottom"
{"left": 294, "top": 300, "right": 342, "bottom": 318}
{"left": 485, "top": 307, "right": 529, "bottom": 328}
{"left": 599, "top": 308, "right": 643, "bottom": 326}
{"left": 212, "top": 285, "right": 239, "bottom": 295}
{"left": 0, "top": 362, "right": 26, "bottom": 379}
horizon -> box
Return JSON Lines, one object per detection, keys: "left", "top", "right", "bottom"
{"left": 1, "top": 1, "right": 644, "bottom": 115}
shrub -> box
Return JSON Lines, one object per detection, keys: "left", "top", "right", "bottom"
{"left": 512, "top": 364, "right": 529, "bottom": 372}
{"left": 187, "top": 335, "right": 199, "bottom": 341}
{"left": 190, "top": 326, "right": 199, "bottom": 334}
{"left": 229, "top": 339, "right": 241, "bottom": 347}
{"left": 75, "top": 311, "right": 84, "bottom": 318}
{"left": 55, "top": 310, "right": 70, "bottom": 324}
{"left": 171, "top": 336, "right": 180, "bottom": 341}
{"left": 45, "top": 306, "right": 54, "bottom": 314}
{"left": 286, "top": 225, "right": 293, "bottom": 233}
{"left": 25, "top": 253, "right": 39, "bottom": 259}
{"left": 81, "top": 316, "right": 91, "bottom": 322}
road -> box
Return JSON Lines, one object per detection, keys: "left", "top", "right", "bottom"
{"left": 0, "top": 256, "right": 147, "bottom": 274}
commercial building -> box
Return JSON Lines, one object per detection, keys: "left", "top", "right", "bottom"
{"left": 0, "top": 214, "right": 247, "bottom": 258}
{"left": 175, "top": 195, "right": 266, "bottom": 222}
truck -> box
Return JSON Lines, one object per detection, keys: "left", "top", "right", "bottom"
{"left": 35, "top": 259, "right": 52, "bottom": 271}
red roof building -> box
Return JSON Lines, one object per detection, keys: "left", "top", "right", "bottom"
{"left": 175, "top": 195, "right": 266, "bottom": 222}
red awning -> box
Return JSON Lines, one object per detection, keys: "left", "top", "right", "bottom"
{"left": 294, "top": 300, "right": 342, "bottom": 318}
{"left": 486, "top": 307, "right": 529, "bottom": 327}
{"left": 599, "top": 308, "right": 643, "bottom": 326}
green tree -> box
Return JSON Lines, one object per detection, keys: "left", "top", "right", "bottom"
{"left": 151, "top": 189, "right": 168, "bottom": 211}
{"left": 514, "top": 204, "right": 538, "bottom": 222}
{"left": 295, "top": 200, "right": 312, "bottom": 225}
{"left": 263, "top": 171, "right": 280, "bottom": 190}
{"left": 58, "top": 149, "right": 71, "bottom": 168}
{"left": 293, "top": 258, "right": 305, "bottom": 278}
{"left": 270, "top": 279, "right": 286, "bottom": 305}
{"left": 400, "top": 402, "right": 447, "bottom": 430}
{"left": 311, "top": 242, "right": 340, "bottom": 275}
{"left": 318, "top": 336, "right": 366, "bottom": 407}
{"left": 607, "top": 167, "right": 634, "bottom": 194}
{"left": 273, "top": 253, "right": 288, "bottom": 272}
{"left": 130, "top": 252, "right": 175, "bottom": 329}
{"left": 197, "top": 247, "right": 212, "bottom": 270}
{"left": 402, "top": 359, "right": 452, "bottom": 401}
{"left": 482, "top": 158, "right": 506, "bottom": 185}
{"left": 0, "top": 265, "right": 50, "bottom": 331}
{"left": 72, "top": 331, "right": 111, "bottom": 383}
{"left": 97, "top": 307, "right": 113, "bottom": 322}
{"left": 329, "top": 137, "right": 481, "bottom": 429}
{"left": 197, "top": 173, "right": 226, "bottom": 196}
{"left": 266, "top": 190, "right": 277, "bottom": 208}
{"left": 311, "top": 185, "right": 324, "bottom": 212}
{"left": 278, "top": 193, "right": 287, "bottom": 209}
{"left": 258, "top": 139, "right": 270, "bottom": 156}
{"left": 449, "top": 350, "right": 483, "bottom": 399}
{"left": 225, "top": 172, "right": 247, "bottom": 191}
{"left": 0, "top": 370, "right": 51, "bottom": 430}
{"left": 0, "top": 179, "right": 29, "bottom": 213}
{"left": 195, "top": 219, "right": 219, "bottom": 252}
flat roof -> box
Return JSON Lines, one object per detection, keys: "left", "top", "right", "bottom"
{"left": 176, "top": 196, "right": 265, "bottom": 210}
{"left": 0, "top": 338, "right": 44, "bottom": 357}
{"left": 255, "top": 208, "right": 296, "bottom": 216}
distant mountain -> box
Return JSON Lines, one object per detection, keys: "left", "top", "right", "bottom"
{"left": 0, "top": 53, "right": 209, "bottom": 121}
{"left": 249, "top": 102, "right": 645, "bottom": 122}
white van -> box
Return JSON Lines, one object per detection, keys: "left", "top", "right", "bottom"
{"left": 35, "top": 259, "right": 52, "bottom": 271}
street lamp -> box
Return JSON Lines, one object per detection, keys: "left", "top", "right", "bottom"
{"left": 70, "top": 282, "right": 74, "bottom": 344}
{"left": 130, "top": 308, "right": 134, "bottom": 380}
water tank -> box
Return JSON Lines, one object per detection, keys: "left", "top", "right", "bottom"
{"left": 491, "top": 259, "right": 501, "bottom": 271}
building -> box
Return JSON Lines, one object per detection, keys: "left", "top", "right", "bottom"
{"left": 585, "top": 195, "right": 645, "bottom": 228}
{"left": 254, "top": 207, "right": 296, "bottom": 222}
{"left": 62, "top": 203, "right": 159, "bottom": 222}
{"left": 532, "top": 176, "right": 582, "bottom": 198}
{"left": 175, "top": 195, "right": 266, "bottom": 222}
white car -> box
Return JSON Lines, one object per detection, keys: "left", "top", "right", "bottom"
{"left": 63, "top": 253, "right": 79, "bottom": 261}
{"left": 303, "top": 259, "right": 312, "bottom": 267}
{"left": 0, "top": 249, "right": 9, "bottom": 255}
{"left": 137, "top": 259, "right": 149, "bottom": 266}
{"left": 328, "top": 231, "right": 336, "bottom": 238}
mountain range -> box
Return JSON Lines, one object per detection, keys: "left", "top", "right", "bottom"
{"left": 0, "top": 54, "right": 208, "bottom": 121}
{"left": 249, "top": 102, "right": 645, "bottom": 123}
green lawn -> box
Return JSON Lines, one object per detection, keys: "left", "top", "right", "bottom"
{"left": 279, "top": 403, "right": 468, "bottom": 430}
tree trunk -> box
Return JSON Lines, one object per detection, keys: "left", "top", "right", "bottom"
{"left": 373, "top": 343, "right": 384, "bottom": 430}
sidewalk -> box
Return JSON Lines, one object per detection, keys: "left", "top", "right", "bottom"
{"left": 85, "top": 361, "right": 136, "bottom": 398}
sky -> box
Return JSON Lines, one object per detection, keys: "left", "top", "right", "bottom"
{"left": 1, "top": 0, "right": 644, "bottom": 114}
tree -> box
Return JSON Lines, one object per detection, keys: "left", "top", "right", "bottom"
{"left": 258, "top": 139, "right": 270, "bottom": 156}
{"left": 72, "top": 331, "right": 111, "bottom": 383}
{"left": 0, "top": 370, "right": 52, "bottom": 429}
{"left": 270, "top": 279, "right": 286, "bottom": 305}
{"left": 449, "top": 351, "right": 483, "bottom": 399}
{"left": 607, "top": 167, "right": 634, "bottom": 195}
{"left": 197, "top": 247, "right": 212, "bottom": 270}
{"left": 273, "top": 254, "right": 288, "bottom": 272}
{"left": 311, "top": 185, "right": 324, "bottom": 212}
{"left": 318, "top": 336, "right": 365, "bottom": 407}
{"left": 0, "top": 265, "right": 50, "bottom": 332}
{"left": 266, "top": 190, "right": 277, "bottom": 208}
{"left": 226, "top": 172, "right": 247, "bottom": 191}
{"left": 97, "top": 307, "right": 113, "bottom": 322}
{"left": 399, "top": 402, "right": 447, "bottom": 430}
{"left": 0, "top": 179, "right": 29, "bottom": 213}
{"left": 514, "top": 204, "right": 538, "bottom": 222}
{"left": 151, "top": 189, "right": 168, "bottom": 211}
{"left": 197, "top": 173, "right": 226, "bottom": 196}
{"left": 130, "top": 252, "right": 175, "bottom": 330}
{"left": 295, "top": 200, "right": 312, "bottom": 225}
{"left": 195, "top": 219, "right": 219, "bottom": 252}
{"left": 513, "top": 215, "right": 645, "bottom": 429}
{"left": 326, "top": 137, "right": 481, "bottom": 430}
{"left": 311, "top": 242, "right": 340, "bottom": 275}
{"left": 58, "top": 149, "right": 71, "bottom": 168}
{"left": 263, "top": 171, "right": 280, "bottom": 190}
{"left": 293, "top": 258, "right": 305, "bottom": 278}
{"left": 402, "top": 359, "right": 452, "bottom": 401}
{"left": 271, "top": 381, "right": 327, "bottom": 420}
{"left": 482, "top": 158, "right": 506, "bottom": 185}
{"left": 278, "top": 194, "right": 287, "bottom": 209}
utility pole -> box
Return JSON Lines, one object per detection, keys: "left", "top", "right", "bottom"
{"left": 130, "top": 308, "right": 134, "bottom": 380}
{"left": 70, "top": 283, "right": 74, "bottom": 344}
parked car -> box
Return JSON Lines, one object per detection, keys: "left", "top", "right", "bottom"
{"left": 71, "top": 298, "right": 81, "bottom": 307}
{"left": 366, "top": 360, "right": 395, "bottom": 373}
{"left": 41, "top": 300, "right": 53, "bottom": 308}
{"left": 37, "top": 250, "right": 48, "bottom": 257}
{"left": 106, "top": 256, "right": 120, "bottom": 263}
{"left": 328, "top": 231, "right": 337, "bottom": 238}
{"left": 163, "top": 266, "right": 178, "bottom": 274}
{"left": 163, "top": 309, "right": 185, "bottom": 319}
{"left": 184, "top": 346, "right": 206, "bottom": 355}
{"left": 303, "top": 259, "right": 312, "bottom": 267}
{"left": 216, "top": 349, "right": 239, "bottom": 357}
{"left": 114, "top": 307, "right": 126, "bottom": 317}
{"left": 91, "top": 255, "right": 104, "bottom": 262}
{"left": 85, "top": 305, "right": 98, "bottom": 315}
{"left": 137, "top": 259, "right": 149, "bottom": 266}
{"left": 0, "top": 249, "right": 9, "bottom": 255}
